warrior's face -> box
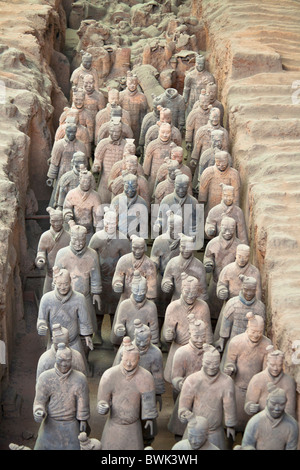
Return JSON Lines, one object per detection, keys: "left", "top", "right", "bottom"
{"left": 175, "top": 181, "right": 188, "bottom": 199}
{"left": 242, "top": 285, "right": 256, "bottom": 302}
{"left": 79, "top": 174, "right": 92, "bottom": 192}
{"left": 190, "top": 329, "right": 205, "bottom": 349}
{"left": 71, "top": 233, "right": 86, "bottom": 252}
{"left": 267, "top": 395, "right": 286, "bottom": 419}
{"left": 203, "top": 356, "right": 220, "bottom": 377}
{"left": 135, "top": 331, "right": 151, "bottom": 352}
{"left": 209, "top": 110, "right": 220, "bottom": 127}
{"left": 55, "top": 275, "right": 71, "bottom": 297}
{"left": 182, "top": 285, "right": 198, "bottom": 305}
{"left": 82, "top": 56, "right": 92, "bottom": 70}
{"left": 127, "top": 77, "right": 138, "bottom": 93}
{"left": 83, "top": 76, "right": 95, "bottom": 94}
{"left": 108, "top": 90, "right": 119, "bottom": 106}
{"left": 124, "top": 179, "right": 137, "bottom": 198}
{"left": 212, "top": 135, "right": 222, "bottom": 149}
{"left": 132, "top": 242, "right": 145, "bottom": 260}
{"left": 110, "top": 123, "right": 122, "bottom": 142}
{"left": 215, "top": 155, "right": 228, "bottom": 173}
{"left": 65, "top": 125, "right": 77, "bottom": 142}
{"left": 180, "top": 241, "right": 194, "bottom": 260}
{"left": 247, "top": 324, "right": 263, "bottom": 343}
{"left": 56, "top": 352, "right": 72, "bottom": 374}
{"left": 196, "top": 56, "right": 205, "bottom": 72}
{"left": 50, "top": 216, "right": 63, "bottom": 233}
{"left": 73, "top": 94, "right": 85, "bottom": 109}
{"left": 188, "top": 428, "right": 207, "bottom": 450}
{"left": 122, "top": 350, "right": 139, "bottom": 372}
{"left": 222, "top": 189, "right": 234, "bottom": 207}
{"left": 104, "top": 216, "right": 117, "bottom": 235}
{"left": 159, "top": 124, "right": 171, "bottom": 142}
{"left": 220, "top": 220, "right": 235, "bottom": 241}
{"left": 236, "top": 251, "right": 250, "bottom": 268}
{"left": 267, "top": 356, "right": 283, "bottom": 378}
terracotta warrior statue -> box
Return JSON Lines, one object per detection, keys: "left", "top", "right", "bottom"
{"left": 154, "top": 144, "right": 192, "bottom": 192}
{"left": 153, "top": 158, "right": 180, "bottom": 205}
{"left": 112, "top": 234, "right": 157, "bottom": 307}
{"left": 205, "top": 81, "right": 224, "bottom": 126}
{"left": 107, "top": 139, "right": 145, "bottom": 191}
{"left": 191, "top": 107, "right": 229, "bottom": 190}
{"left": 96, "top": 106, "right": 134, "bottom": 144}
{"left": 95, "top": 87, "right": 131, "bottom": 140}
{"left": 241, "top": 383, "right": 299, "bottom": 450}
{"left": 215, "top": 274, "right": 266, "bottom": 358}
{"left": 119, "top": 71, "right": 148, "bottom": 148}
{"left": 154, "top": 173, "right": 200, "bottom": 243}
{"left": 113, "top": 319, "right": 164, "bottom": 446}
{"left": 112, "top": 270, "right": 159, "bottom": 347}
{"left": 150, "top": 211, "right": 182, "bottom": 336}
{"left": 70, "top": 50, "right": 99, "bottom": 91}
{"left": 55, "top": 151, "right": 89, "bottom": 210}
{"left": 163, "top": 273, "right": 213, "bottom": 384}
{"left": 60, "top": 87, "right": 94, "bottom": 144}
{"left": 36, "top": 323, "right": 86, "bottom": 380}
{"left": 93, "top": 118, "right": 126, "bottom": 204}
{"left": 110, "top": 172, "right": 148, "bottom": 239}
{"left": 198, "top": 129, "right": 228, "bottom": 177}
{"left": 113, "top": 319, "right": 165, "bottom": 399}
{"left": 204, "top": 216, "right": 243, "bottom": 324}
{"left": 204, "top": 216, "right": 243, "bottom": 283}
{"left": 33, "top": 343, "right": 90, "bottom": 450}
{"left": 35, "top": 207, "right": 70, "bottom": 294}
{"left": 139, "top": 93, "right": 164, "bottom": 154}
{"left": 36, "top": 266, "right": 93, "bottom": 374}
{"left": 168, "top": 315, "right": 207, "bottom": 439}
{"left": 178, "top": 344, "right": 237, "bottom": 450}
{"left": 217, "top": 244, "right": 262, "bottom": 303}
{"left": 245, "top": 345, "right": 297, "bottom": 420}
{"left": 63, "top": 167, "right": 103, "bottom": 243}
{"left": 88, "top": 207, "right": 130, "bottom": 345}
{"left": 198, "top": 151, "right": 241, "bottom": 219}
{"left": 160, "top": 87, "right": 185, "bottom": 135}
{"left": 109, "top": 154, "right": 150, "bottom": 208}
{"left": 223, "top": 312, "right": 271, "bottom": 433}
{"left": 161, "top": 234, "right": 208, "bottom": 303}
{"left": 96, "top": 337, "right": 158, "bottom": 450}
{"left": 185, "top": 89, "right": 211, "bottom": 151}
{"left": 143, "top": 121, "right": 175, "bottom": 196}
{"left": 183, "top": 53, "right": 215, "bottom": 116}
{"left": 172, "top": 416, "right": 220, "bottom": 450}
{"left": 144, "top": 106, "right": 182, "bottom": 150}
{"left": 83, "top": 73, "right": 106, "bottom": 121}
{"left": 205, "top": 183, "right": 248, "bottom": 244}
{"left": 214, "top": 243, "right": 262, "bottom": 341}
{"left": 47, "top": 122, "right": 87, "bottom": 204}
{"left": 54, "top": 113, "right": 90, "bottom": 159}
{"left": 54, "top": 225, "right": 102, "bottom": 336}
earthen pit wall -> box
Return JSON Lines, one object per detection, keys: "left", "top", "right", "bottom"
{"left": 196, "top": 0, "right": 300, "bottom": 429}
{"left": 0, "top": 0, "right": 67, "bottom": 397}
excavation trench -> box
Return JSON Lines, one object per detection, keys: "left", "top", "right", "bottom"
{"left": 0, "top": 0, "right": 299, "bottom": 450}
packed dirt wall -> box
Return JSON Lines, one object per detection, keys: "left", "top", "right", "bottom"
{"left": 0, "top": 0, "right": 68, "bottom": 395}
